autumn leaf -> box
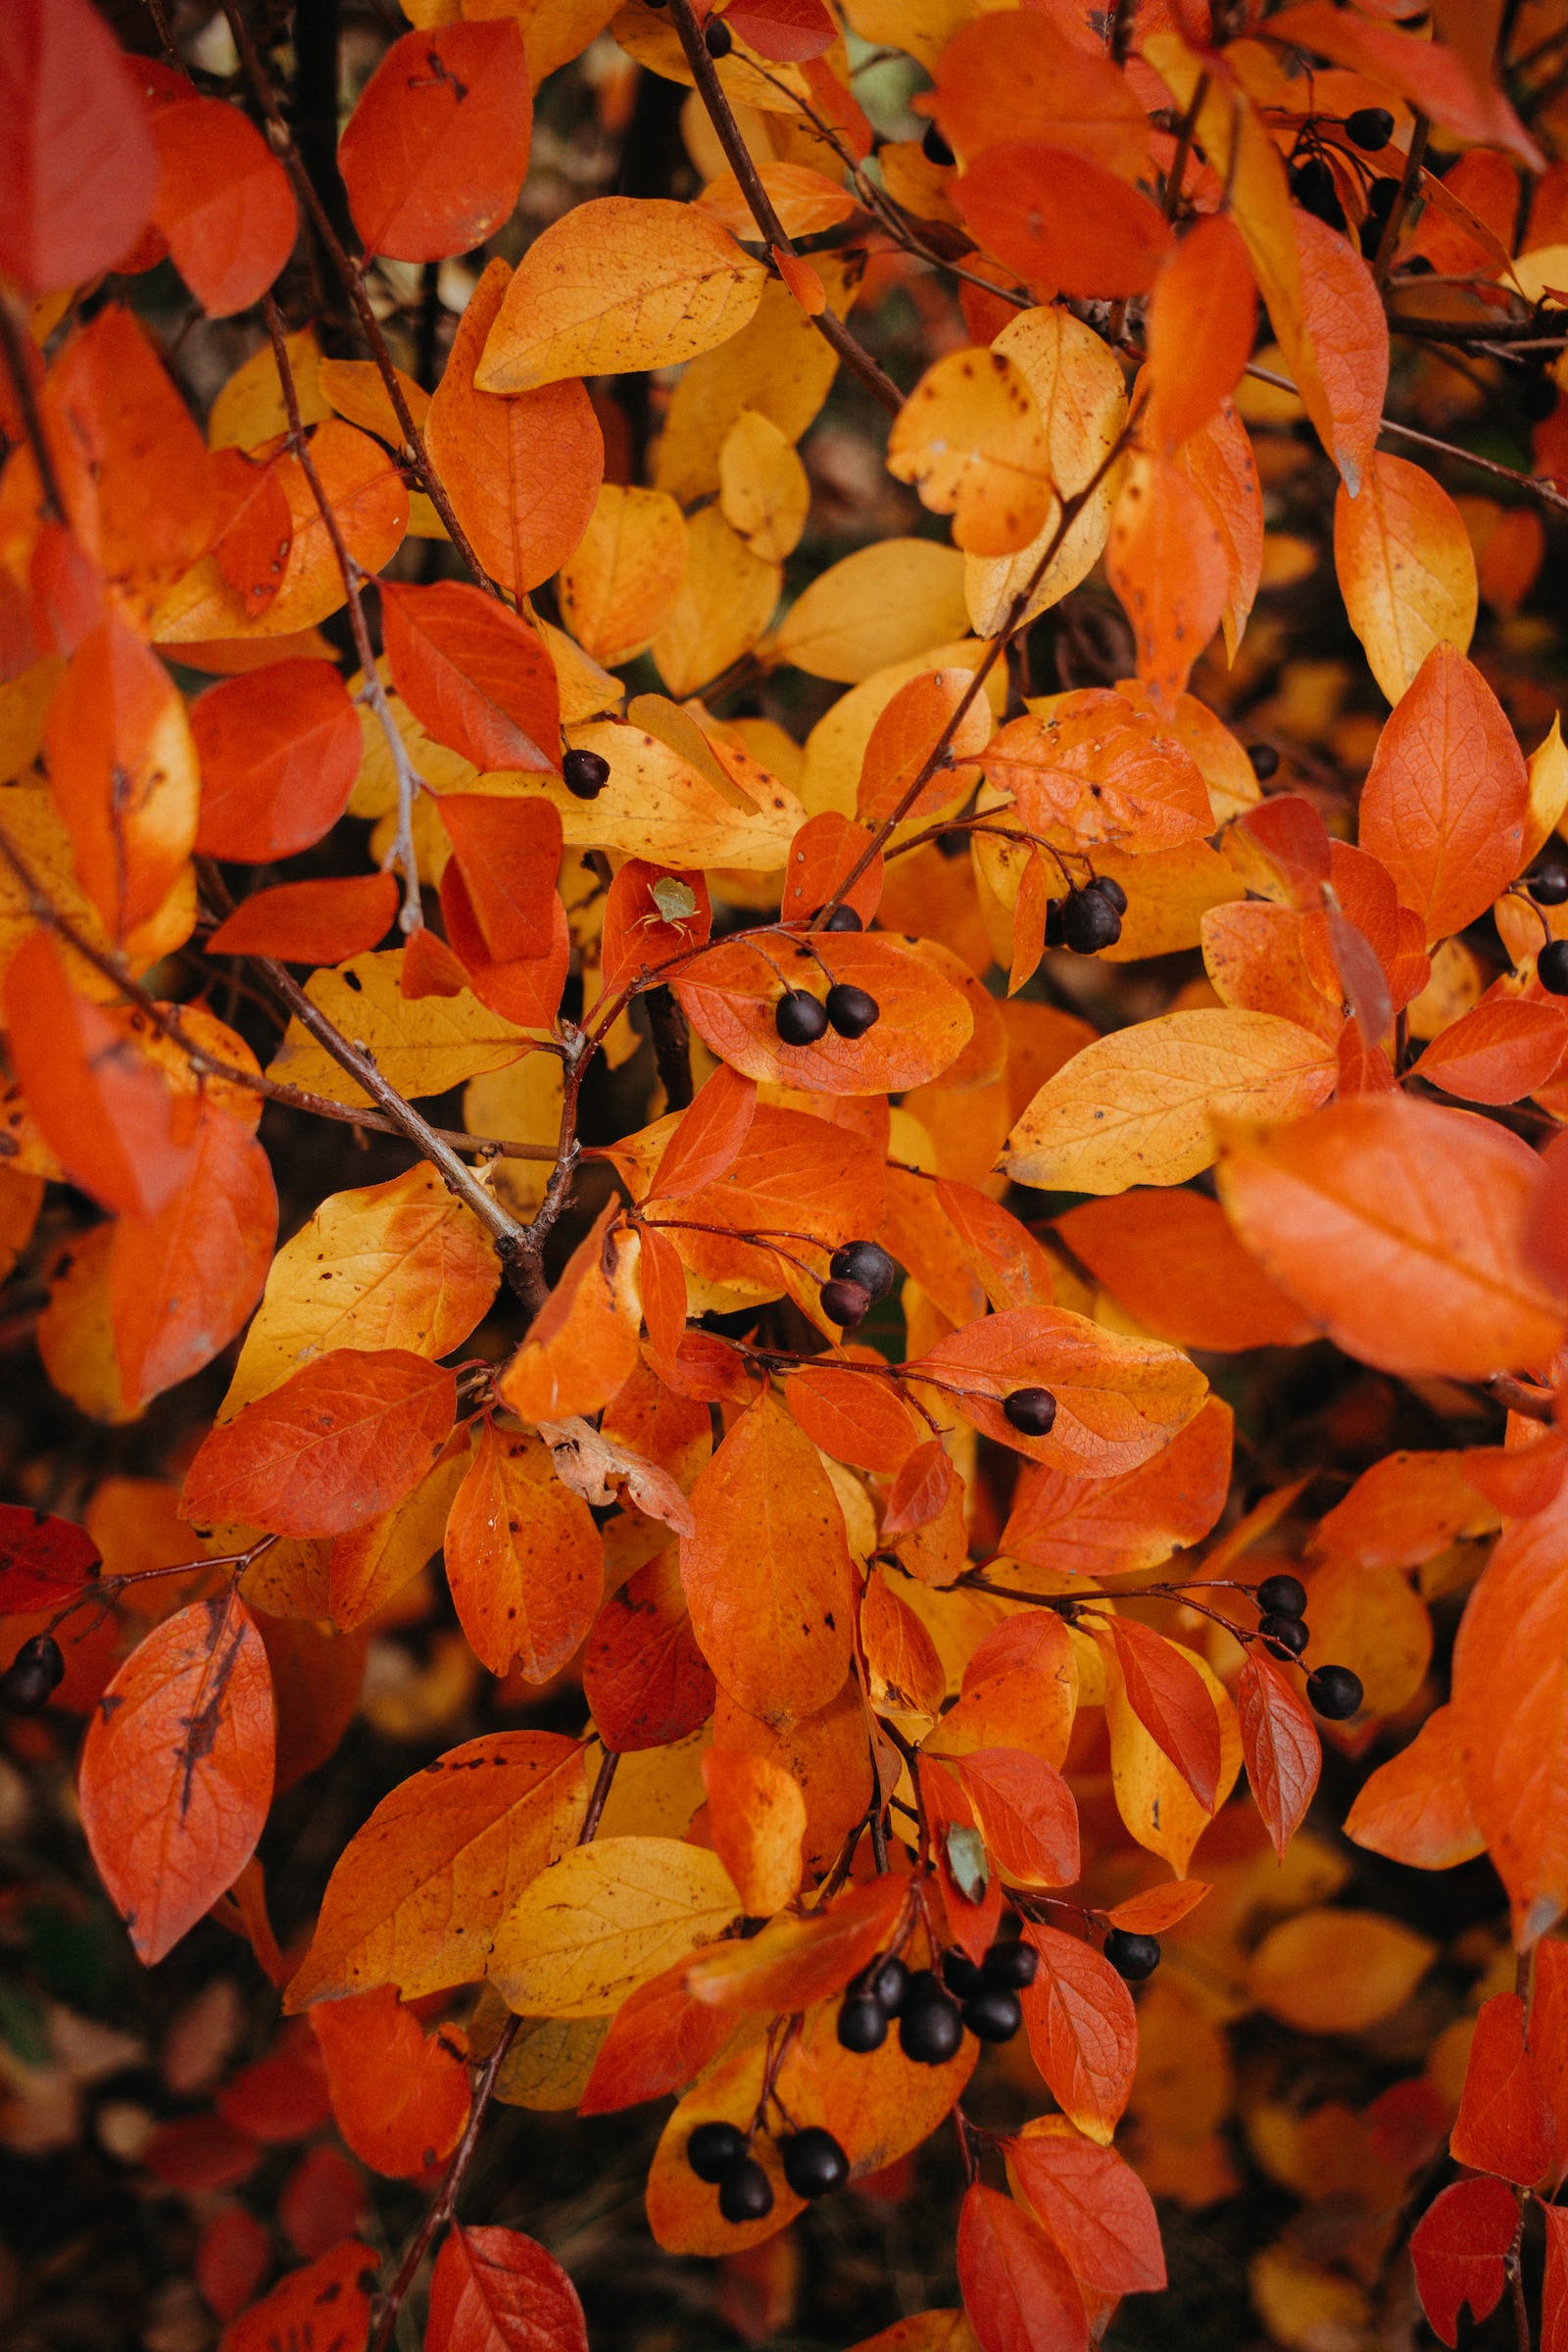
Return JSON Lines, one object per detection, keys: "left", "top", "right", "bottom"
{"left": 426, "top": 2225, "right": 589, "bottom": 2352}
{"left": 488, "top": 1837, "right": 744, "bottom": 2018}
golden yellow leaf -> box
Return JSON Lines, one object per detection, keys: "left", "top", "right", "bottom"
{"left": 520, "top": 720, "right": 805, "bottom": 869}
{"left": 207, "top": 327, "right": 328, "bottom": 452}
{"left": 651, "top": 508, "right": 781, "bottom": 701}
{"left": 1003, "top": 1009, "right": 1339, "bottom": 1194}
{"left": 475, "top": 197, "right": 767, "bottom": 393}
{"left": 655, "top": 277, "right": 842, "bottom": 505}
{"left": 266, "top": 951, "right": 534, "bottom": 1103}
{"left": 489, "top": 1836, "right": 744, "bottom": 2017}
{"left": 1248, "top": 1909, "right": 1436, "bottom": 2034}
{"left": 559, "top": 484, "right": 689, "bottom": 667}
{"left": 1104, "top": 1642, "right": 1242, "bottom": 1876}
{"left": 1334, "top": 453, "right": 1478, "bottom": 706}
{"left": 888, "top": 347, "right": 1054, "bottom": 558}
{"left": 964, "top": 304, "right": 1128, "bottom": 637}
{"left": 767, "top": 540, "right": 970, "bottom": 683}
{"left": 718, "top": 410, "right": 811, "bottom": 563}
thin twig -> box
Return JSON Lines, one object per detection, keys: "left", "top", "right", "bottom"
{"left": 220, "top": 0, "right": 502, "bottom": 599}
{"left": 365, "top": 1747, "right": 619, "bottom": 2352}
{"left": 1372, "top": 114, "right": 1428, "bottom": 286}
{"left": 662, "top": 0, "right": 904, "bottom": 416}
{"left": 0, "top": 296, "right": 66, "bottom": 520}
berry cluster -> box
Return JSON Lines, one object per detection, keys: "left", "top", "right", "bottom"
{"left": 837, "top": 1936, "right": 1037, "bottom": 2062}
{"left": 0, "top": 1633, "right": 64, "bottom": 1713}
{"left": 819, "top": 1238, "right": 897, "bottom": 1332}
{"left": 685, "top": 2119, "right": 849, "bottom": 2221}
{"left": 1253, "top": 1573, "right": 1363, "bottom": 1721}
{"left": 1046, "top": 874, "right": 1127, "bottom": 956}
{"left": 775, "top": 979, "right": 880, "bottom": 1046}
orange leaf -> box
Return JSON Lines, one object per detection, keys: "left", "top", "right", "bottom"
{"left": 857, "top": 669, "right": 996, "bottom": 830}
{"left": 911, "top": 1306, "right": 1208, "bottom": 1478}
{"left": 192, "top": 661, "right": 363, "bottom": 860}
{"left": 338, "top": 22, "right": 531, "bottom": 264}
{"left": 1104, "top": 1881, "right": 1211, "bottom": 1935}
{"left": 701, "top": 1749, "right": 807, "bottom": 1915}
{"left": 1292, "top": 211, "right": 1388, "bottom": 506}
{"left": 1413, "top": 991, "right": 1568, "bottom": 1105}
{"left": 1146, "top": 217, "right": 1256, "bottom": 453}
{"left": 0, "top": 0, "right": 157, "bottom": 294}
{"left": 205, "top": 874, "right": 397, "bottom": 964}
{"left": 497, "top": 1205, "right": 641, "bottom": 1425}
{"left": 1334, "top": 453, "right": 1477, "bottom": 707}
{"left": 312, "top": 1986, "right": 469, "bottom": 2178}
{"left": 219, "top": 2239, "right": 378, "bottom": 2352}
{"left": 444, "top": 1423, "right": 603, "bottom": 1681}
{"left": 576, "top": 1962, "right": 732, "bottom": 2116}
{"left": 1216, "top": 1096, "right": 1564, "bottom": 1381}
{"left": 1105, "top": 451, "right": 1229, "bottom": 707}
{"left": 381, "top": 582, "right": 561, "bottom": 775}
{"left": 1019, "top": 1925, "right": 1137, "bottom": 2144}
{"left": 1265, "top": 3, "right": 1541, "bottom": 168}
{"left": 981, "top": 689, "right": 1211, "bottom": 855}
{"left": 1099, "top": 1615, "right": 1222, "bottom": 1812}
{"left": 181, "top": 1349, "right": 459, "bottom": 1540}
{"left": 1359, "top": 646, "right": 1528, "bottom": 944}
{"left": 956, "top": 145, "right": 1172, "bottom": 300}
{"left": 1006, "top": 2122, "right": 1166, "bottom": 2295}
{"left": 783, "top": 1366, "right": 925, "bottom": 1476}
{"left": 150, "top": 97, "right": 297, "bottom": 317}
{"left": 78, "top": 1590, "right": 274, "bottom": 1964}
{"left": 582, "top": 1550, "right": 714, "bottom": 1753}
{"left": 437, "top": 796, "right": 563, "bottom": 965}
{"left": 601, "top": 859, "right": 711, "bottom": 999}
{"left": 649, "top": 1065, "right": 757, "bottom": 1200}
{"left": 678, "top": 1389, "right": 855, "bottom": 1723}
{"left": 1056, "top": 1194, "right": 1315, "bottom": 1351}
{"left": 956, "top": 2181, "right": 1090, "bottom": 2352}
{"left": 424, "top": 260, "right": 604, "bottom": 597}
{"left": 673, "top": 933, "right": 974, "bottom": 1096}
{"left": 46, "top": 612, "right": 197, "bottom": 940}
{"left": 1236, "top": 1650, "right": 1321, "bottom": 1861}
{"left": 426, "top": 2224, "right": 589, "bottom": 2352}
{"left": 1449, "top": 1991, "right": 1554, "bottom": 2186}
{"left": 949, "top": 1747, "right": 1080, "bottom": 1887}
{"left": 1345, "top": 1705, "right": 1486, "bottom": 1871}
{"left": 934, "top": 15, "right": 1148, "bottom": 178}
{"left": 4, "top": 929, "right": 193, "bottom": 1219}
{"left": 682, "top": 1878, "right": 906, "bottom": 2016}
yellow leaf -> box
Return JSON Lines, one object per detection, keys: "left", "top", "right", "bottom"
{"left": 1104, "top": 1642, "right": 1242, "bottom": 1876}
{"left": 266, "top": 951, "right": 533, "bottom": 1103}
{"left": 489, "top": 1836, "right": 744, "bottom": 2016}
{"left": 888, "top": 347, "right": 1054, "bottom": 558}
{"left": 963, "top": 304, "right": 1128, "bottom": 638}
{"left": 521, "top": 719, "right": 806, "bottom": 869}
{"left": 463, "top": 1052, "right": 564, "bottom": 1216}
{"left": 718, "top": 410, "right": 811, "bottom": 563}
{"left": 327, "top": 1446, "right": 470, "bottom": 1631}
{"left": 222, "top": 1163, "right": 500, "bottom": 1416}
{"left": 651, "top": 507, "right": 781, "bottom": 701}
{"left": 1248, "top": 1908, "right": 1435, "bottom": 2034}
{"left": 475, "top": 197, "right": 767, "bottom": 393}
{"left": 1003, "top": 1009, "right": 1339, "bottom": 1194}
{"left": 559, "top": 484, "right": 689, "bottom": 668}
{"left": 208, "top": 327, "right": 328, "bottom": 452}
{"left": 655, "top": 277, "right": 842, "bottom": 506}
{"left": 767, "top": 540, "right": 971, "bottom": 683}
{"left": 1334, "top": 453, "right": 1478, "bottom": 706}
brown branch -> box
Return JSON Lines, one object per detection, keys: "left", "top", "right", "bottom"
{"left": 221, "top": 0, "right": 503, "bottom": 600}
{"left": 1372, "top": 113, "right": 1428, "bottom": 287}
{"left": 662, "top": 0, "right": 905, "bottom": 416}
{"left": 365, "top": 1747, "right": 619, "bottom": 2352}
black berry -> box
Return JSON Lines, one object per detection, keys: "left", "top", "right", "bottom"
{"left": 820, "top": 1276, "right": 871, "bottom": 1329}
{"left": 775, "top": 989, "right": 829, "bottom": 1045}
{"left": 704, "top": 16, "right": 733, "bottom": 57}
{"left": 1103, "top": 1929, "right": 1161, "bottom": 1982}
{"left": 1003, "top": 1387, "right": 1057, "bottom": 1437}
{"left": 942, "top": 1948, "right": 985, "bottom": 1998}
{"left": 822, "top": 904, "right": 863, "bottom": 931}
{"left": 562, "top": 747, "right": 611, "bottom": 800}
{"left": 1521, "top": 373, "right": 1560, "bottom": 422}
{"left": 0, "top": 1633, "right": 64, "bottom": 1714}
{"left": 1044, "top": 897, "right": 1067, "bottom": 948}
{"left": 961, "top": 1985, "right": 1023, "bottom": 2043}
{"left": 781, "top": 2127, "right": 850, "bottom": 2199}
{"left": 1248, "top": 742, "right": 1280, "bottom": 779}
{"left": 1306, "top": 1663, "right": 1363, "bottom": 1720}
{"left": 1531, "top": 866, "right": 1568, "bottom": 906}
{"left": 866, "top": 1955, "right": 909, "bottom": 2014}
{"left": 899, "top": 1984, "right": 964, "bottom": 2065}
{"left": 837, "top": 1994, "right": 888, "bottom": 2053}
{"left": 922, "top": 122, "right": 955, "bottom": 168}
{"left": 825, "top": 982, "right": 879, "bottom": 1038}
{"left": 1088, "top": 874, "right": 1128, "bottom": 914}
{"left": 1061, "top": 886, "right": 1121, "bottom": 954}
{"left": 1346, "top": 106, "right": 1395, "bottom": 150}
{"left": 1540, "top": 941, "right": 1568, "bottom": 996}
{"left": 688, "top": 2121, "right": 749, "bottom": 2182}
{"left": 1290, "top": 155, "right": 1345, "bottom": 231}
{"left": 1259, "top": 1611, "right": 1310, "bottom": 1659}
{"left": 718, "top": 2158, "right": 774, "bottom": 2223}
{"left": 982, "top": 1938, "right": 1038, "bottom": 1989}
{"left": 830, "top": 1240, "right": 896, "bottom": 1300}
{"left": 1256, "top": 1572, "right": 1307, "bottom": 1618}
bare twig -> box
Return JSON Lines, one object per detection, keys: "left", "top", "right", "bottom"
{"left": 366, "top": 1747, "right": 619, "bottom": 2352}
{"left": 662, "top": 0, "right": 905, "bottom": 416}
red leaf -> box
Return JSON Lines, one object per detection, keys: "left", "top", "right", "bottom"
{"left": 956, "top": 145, "right": 1172, "bottom": 301}
{"left": 1104, "top": 1882, "right": 1212, "bottom": 1935}
{"left": 780, "top": 812, "right": 882, "bottom": 927}
{"left": 0, "top": 1504, "right": 100, "bottom": 1614}
{"left": 956, "top": 2181, "right": 1090, "bottom": 2352}
{"left": 150, "top": 98, "right": 297, "bottom": 317}
{"left": 381, "top": 582, "right": 561, "bottom": 775}
{"left": 881, "top": 1439, "right": 958, "bottom": 1531}
{"left": 1545, "top": 2204, "right": 1568, "bottom": 2352}
{"left": 0, "top": 0, "right": 157, "bottom": 294}
{"left": 1409, "top": 2178, "right": 1518, "bottom": 2348}
{"left": 205, "top": 873, "right": 400, "bottom": 964}
{"left": 649, "top": 1065, "right": 758, "bottom": 1201}
{"left": 582, "top": 1553, "right": 715, "bottom": 1753}
{"left": 577, "top": 1963, "right": 732, "bottom": 2116}
{"left": 78, "top": 1590, "right": 275, "bottom": 1964}
{"left": 339, "top": 23, "right": 531, "bottom": 264}
{"left": 950, "top": 1748, "right": 1080, "bottom": 1888}
{"left": 1236, "top": 1650, "right": 1321, "bottom": 1860}
{"left": 181, "top": 1350, "right": 459, "bottom": 1541}
{"left": 718, "top": 0, "right": 837, "bottom": 65}
{"left": 1359, "top": 646, "right": 1529, "bottom": 946}
{"left": 1019, "top": 1927, "right": 1137, "bottom": 2144}
{"left": 195, "top": 2208, "right": 271, "bottom": 2323}
{"left": 219, "top": 2239, "right": 378, "bottom": 2352}
{"left": 601, "top": 860, "right": 713, "bottom": 1001}
{"left": 438, "top": 796, "right": 563, "bottom": 963}
{"left": 1099, "top": 1615, "right": 1222, "bottom": 1812}
{"left": 277, "top": 2149, "right": 367, "bottom": 2263}
{"left": 426, "top": 2223, "right": 589, "bottom": 2352}
{"left": 1449, "top": 1992, "right": 1555, "bottom": 2186}
{"left": 1006, "top": 2125, "right": 1166, "bottom": 2295}
{"left": 312, "top": 1986, "right": 470, "bottom": 2179}
{"left": 193, "top": 662, "right": 364, "bottom": 861}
